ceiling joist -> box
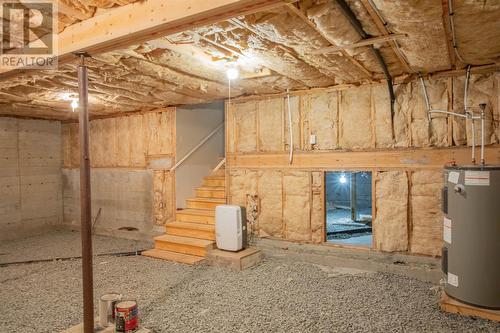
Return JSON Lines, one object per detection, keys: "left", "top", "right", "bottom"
{"left": 359, "top": 0, "right": 413, "bottom": 73}
{"left": 440, "top": 0, "right": 457, "bottom": 69}
{"left": 309, "top": 33, "right": 407, "bottom": 55}
{"left": 285, "top": 3, "right": 373, "bottom": 80}
{"left": 227, "top": 18, "right": 337, "bottom": 86}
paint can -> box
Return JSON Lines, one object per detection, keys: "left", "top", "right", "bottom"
{"left": 115, "top": 300, "right": 139, "bottom": 332}
{"left": 98, "top": 293, "right": 122, "bottom": 328}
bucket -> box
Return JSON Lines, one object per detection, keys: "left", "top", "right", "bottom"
{"left": 115, "top": 300, "right": 138, "bottom": 332}
{"left": 98, "top": 293, "right": 122, "bottom": 328}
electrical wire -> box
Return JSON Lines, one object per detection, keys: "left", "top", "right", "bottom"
{"left": 448, "top": 0, "right": 467, "bottom": 64}
{"left": 286, "top": 89, "right": 293, "bottom": 164}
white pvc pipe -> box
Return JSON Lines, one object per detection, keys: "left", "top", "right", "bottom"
{"left": 464, "top": 65, "right": 475, "bottom": 163}
{"left": 471, "top": 118, "right": 476, "bottom": 164}
{"left": 480, "top": 107, "right": 485, "bottom": 165}
{"left": 286, "top": 89, "right": 293, "bottom": 164}
{"left": 419, "top": 75, "right": 431, "bottom": 118}
{"left": 428, "top": 110, "right": 468, "bottom": 119}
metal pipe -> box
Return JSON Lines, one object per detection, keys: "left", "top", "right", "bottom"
{"left": 286, "top": 89, "right": 293, "bottom": 164}
{"left": 77, "top": 54, "right": 94, "bottom": 333}
{"left": 479, "top": 103, "right": 486, "bottom": 165}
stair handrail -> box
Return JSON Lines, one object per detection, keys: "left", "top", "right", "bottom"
{"left": 170, "top": 122, "right": 224, "bottom": 172}
{"left": 212, "top": 157, "right": 226, "bottom": 173}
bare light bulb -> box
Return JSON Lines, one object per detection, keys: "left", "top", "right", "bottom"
{"left": 71, "top": 99, "right": 78, "bottom": 112}
{"left": 226, "top": 68, "right": 239, "bottom": 80}
{"left": 339, "top": 174, "right": 347, "bottom": 184}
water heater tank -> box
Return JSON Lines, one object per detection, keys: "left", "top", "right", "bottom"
{"left": 442, "top": 165, "right": 500, "bottom": 309}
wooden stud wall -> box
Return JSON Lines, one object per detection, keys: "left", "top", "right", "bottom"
{"left": 225, "top": 73, "right": 500, "bottom": 256}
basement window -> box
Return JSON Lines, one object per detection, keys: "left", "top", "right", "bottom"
{"left": 325, "top": 171, "right": 372, "bottom": 247}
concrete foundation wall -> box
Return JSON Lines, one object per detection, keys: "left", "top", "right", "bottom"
{"left": 61, "top": 109, "right": 176, "bottom": 239}
{"left": 62, "top": 168, "right": 153, "bottom": 239}
{"left": 0, "top": 118, "right": 62, "bottom": 240}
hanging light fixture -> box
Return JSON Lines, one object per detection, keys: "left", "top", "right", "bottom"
{"left": 339, "top": 174, "right": 347, "bottom": 184}
{"left": 226, "top": 67, "right": 239, "bottom": 81}
{"left": 71, "top": 99, "right": 78, "bottom": 112}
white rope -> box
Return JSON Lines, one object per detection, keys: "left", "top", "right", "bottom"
{"left": 286, "top": 89, "right": 293, "bottom": 164}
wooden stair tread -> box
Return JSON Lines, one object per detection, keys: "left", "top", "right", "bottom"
{"left": 177, "top": 209, "right": 215, "bottom": 216}
{"left": 197, "top": 186, "right": 225, "bottom": 191}
{"left": 187, "top": 197, "right": 225, "bottom": 203}
{"left": 204, "top": 175, "right": 225, "bottom": 180}
{"left": 149, "top": 167, "right": 224, "bottom": 261}
{"left": 155, "top": 234, "right": 214, "bottom": 247}
{"left": 142, "top": 249, "right": 205, "bottom": 265}
{"left": 166, "top": 221, "right": 215, "bottom": 231}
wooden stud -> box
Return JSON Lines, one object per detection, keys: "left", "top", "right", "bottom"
{"left": 370, "top": 169, "right": 376, "bottom": 249}
{"left": 309, "top": 171, "right": 313, "bottom": 241}
{"left": 310, "top": 34, "right": 407, "bottom": 54}
{"left": 407, "top": 171, "right": 413, "bottom": 251}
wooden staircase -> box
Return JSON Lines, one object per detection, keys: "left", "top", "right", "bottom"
{"left": 142, "top": 168, "right": 225, "bottom": 265}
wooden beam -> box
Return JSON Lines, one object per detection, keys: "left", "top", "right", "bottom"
{"left": 227, "top": 146, "right": 500, "bottom": 170}
{"left": 285, "top": 3, "right": 373, "bottom": 80}
{"left": 0, "top": 0, "right": 290, "bottom": 79}
{"left": 359, "top": 0, "right": 413, "bottom": 73}
{"left": 429, "top": 64, "right": 499, "bottom": 78}
{"left": 309, "top": 34, "right": 407, "bottom": 54}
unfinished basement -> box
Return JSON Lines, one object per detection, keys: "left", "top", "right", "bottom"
{"left": 0, "top": 0, "right": 499, "bottom": 332}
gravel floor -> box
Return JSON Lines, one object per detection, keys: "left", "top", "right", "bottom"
{"left": 0, "top": 230, "right": 152, "bottom": 264}
{"left": 1, "top": 233, "right": 499, "bottom": 333}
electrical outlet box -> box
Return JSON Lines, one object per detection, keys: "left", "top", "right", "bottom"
{"left": 310, "top": 134, "right": 317, "bottom": 145}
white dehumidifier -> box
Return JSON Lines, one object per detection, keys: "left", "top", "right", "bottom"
{"left": 215, "top": 205, "right": 247, "bottom": 251}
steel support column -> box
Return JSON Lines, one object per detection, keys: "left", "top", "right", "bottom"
{"left": 77, "top": 53, "right": 94, "bottom": 333}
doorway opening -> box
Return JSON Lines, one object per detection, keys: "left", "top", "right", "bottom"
{"left": 325, "top": 171, "right": 372, "bottom": 247}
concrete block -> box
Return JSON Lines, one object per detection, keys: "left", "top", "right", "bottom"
{"left": 207, "top": 247, "right": 263, "bottom": 271}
